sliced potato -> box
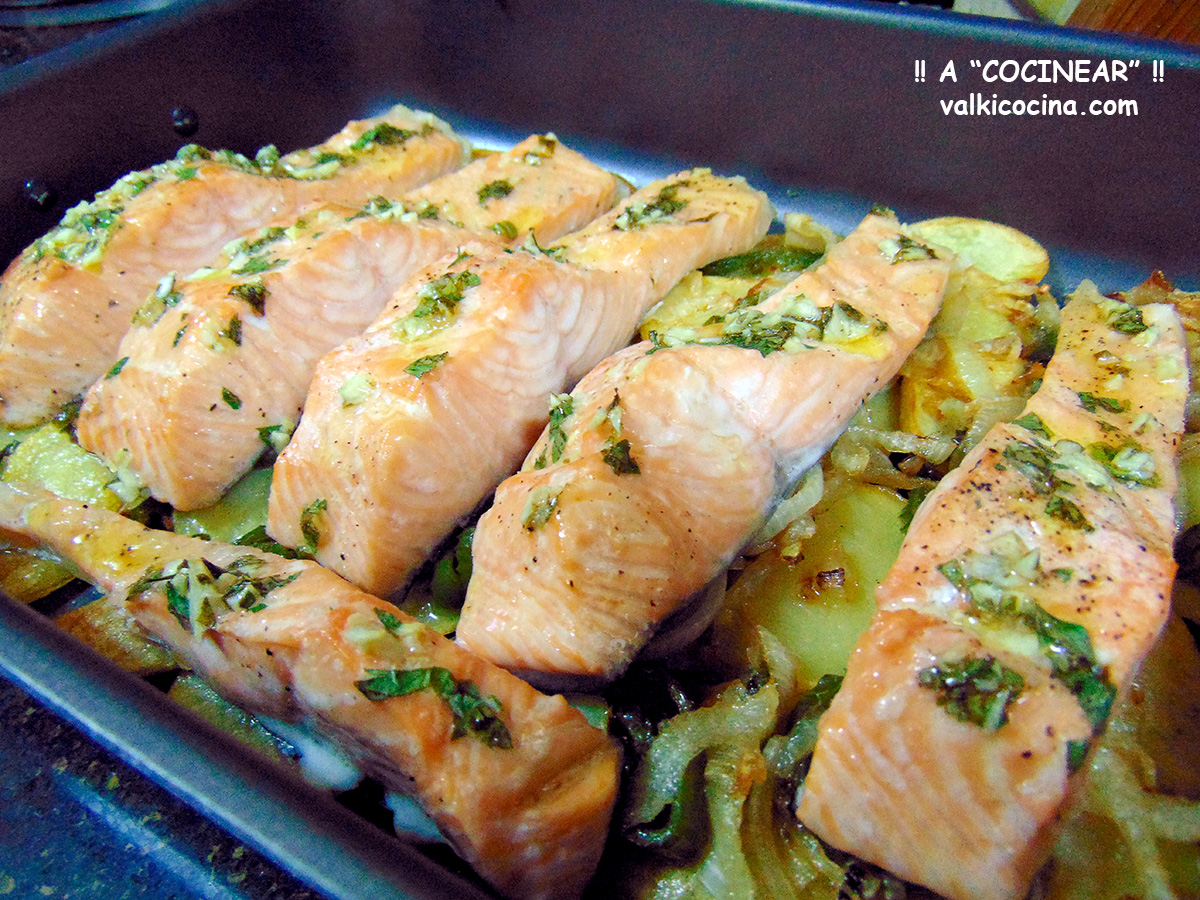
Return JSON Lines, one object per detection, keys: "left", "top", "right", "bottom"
{"left": 909, "top": 216, "right": 1050, "bottom": 284}
{"left": 714, "top": 479, "right": 907, "bottom": 690}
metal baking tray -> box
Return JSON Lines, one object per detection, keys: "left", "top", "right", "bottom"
{"left": 1, "top": 2, "right": 1198, "bottom": 898}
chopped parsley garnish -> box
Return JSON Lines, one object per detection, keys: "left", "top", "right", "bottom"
{"left": 105, "top": 357, "right": 129, "bottom": 379}
{"left": 355, "top": 665, "right": 512, "bottom": 749}
{"left": 1045, "top": 495, "right": 1093, "bottom": 531}
{"left": 1012, "top": 413, "right": 1051, "bottom": 440}
{"left": 1105, "top": 302, "right": 1148, "bottom": 335}
{"left": 349, "top": 123, "right": 416, "bottom": 152}
{"left": 533, "top": 393, "right": 573, "bottom": 469}
{"left": 1066, "top": 738, "right": 1091, "bottom": 774}
{"left": 221, "top": 387, "right": 242, "bottom": 410}
{"left": 220, "top": 315, "right": 242, "bottom": 346}
{"left": 299, "top": 498, "right": 327, "bottom": 555}
{"left": 229, "top": 280, "right": 268, "bottom": 315}
{"left": 596, "top": 392, "right": 641, "bottom": 476}
{"left": 405, "top": 265, "right": 481, "bottom": 328}
{"left": 477, "top": 179, "right": 514, "bottom": 205}
{"left": 405, "top": 352, "right": 449, "bottom": 378}
{"left": 233, "top": 255, "right": 285, "bottom": 276}
{"left": 886, "top": 234, "right": 936, "bottom": 264}
{"left": 1001, "top": 441, "right": 1059, "bottom": 496}
{"left": 899, "top": 484, "right": 934, "bottom": 531}
{"left": 522, "top": 134, "right": 558, "bottom": 164}
{"left": 699, "top": 245, "right": 822, "bottom": 278}
{"left": 602, "top": 438, "right": 640, "bottom": 475}
{"left": 258, "top": 421, "right": 293, "bottom": 454}
{"left": 174, "top": 166, "right": 198, "bottom": 181}
{"left": 615, "top": 183, "right": 688, "bottom": 231}
{"left": 918, "top": 655, "right": 1025, "bottom": 730}
{"left": 173, "top": 317, "right": 190, "bottom": 347}
{"left": 240, "top": 226, "right": 286, "bottom": 256}
{"left": 1087, "top": 441, "right": 1158, "bottom": 487}
{"left": 132, "top": 557, "right": 299, "bottom": 636}
{"left": 938, "top": 548, "right": 1116, "bottom": 731}
{"left": 521, "top": 484, "right": 562, "bottom": 530}
{"left": 1077, "top": 392, "right": 1128, "bottom": 414}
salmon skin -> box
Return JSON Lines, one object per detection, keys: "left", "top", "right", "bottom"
{"left": 0, "top": 480, "right": 620, "bottom": 900}
{"left": 0, "top": 105, "right": 470, "bottom": 428}
{"left": 75, "top": 135, "right": 624, "bottom": 511}
{"left": 456, "top": 210, "right": 952, "bottom": 686}
{"left": 266, "top": 169, "right": 773, "bottom": 598}
{"left": 797, "top": 285, "right": 1187, "bottom": 900}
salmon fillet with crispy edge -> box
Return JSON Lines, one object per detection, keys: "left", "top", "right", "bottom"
{"left": 0, "top": 105, "right": 470, "bottom": 427}
{"left": 0, "top": 480, "right": 620, "bottom": 900}
{"left": 265, "top": 169, "right": 773, "bottom": 598}
{"left": 75, "top": 134, "right": 624, "bottom": 511}
{"left": 456, "top": 210, "right": 951, "bottom": 686}
{"left": 797, "top": 284, "right": 1187, "bottom": 900}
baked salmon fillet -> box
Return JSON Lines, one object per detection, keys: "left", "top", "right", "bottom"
{"left": 75, "top": 135, "right": 624, "bottom": 510}
{"left": 0, "top": 105, "right": 470, "bottom": 427}
{"left": 266, "top": 169, "right": 773, "bottom": 598}
{"left": 797, "top": 284, "right": 1188, "bottom": 900}
{"left": 0, "top": 480, "right": 619, "bottom": 900}
{"left": 456, "top": 210, "right": 951, "bottom": 685}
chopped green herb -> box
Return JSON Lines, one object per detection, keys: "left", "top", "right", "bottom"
{"left": 228, "top": 280, "right": 268, "bottom": 315}
{"left": 405, "top": 352, "right": 449, "bottom": 378}
{"left": 220, "top": 315, "right": 242, "bottom": 346}
{"left": 234, "top": 255, "right": 285, "bottom": 276}
{"left": 1106, "top": 302, "right": 1148, "bottom": 335}
{"left": 699, "top": 245, "right": 821, "bottom": 278}
{"left": 899, "top": 484, "right": 934, "bottom": 531}
{"left": 106, "top": 357, "right": 129, "bottom": 379}
{"left": 1012, "top": 413, "right": 1051, "bottom": 440}
{"left": 521, "top": 484, "right": 561, "bottom": 530}
{"left": 350, "top": 122, "right": 416, "bottom": 152}
{"left": 534, "top": 393, "right": 574, "bottom": 469}
{"left": 221, "top": 387, "right": 242, "bottom": 410}
{"left": 1002, "top": 441, "right": 1059, "bottom": 495}
{"left": 887, "top": 234, "right": 936, "bottom": 264}
{"left": 1052, "top": 567, "right": 1074, "bottom": 582}
{"left": 258, "top": 421, "right": 293, "bottom": 454}
{"left": 522, "top": 134, "right": 558, "bottom": 164}
{"left": 1087, "top": 441, "right": 1159, "bottom": 487}
{"left": 355, "top": 665, "right": 512, "bottom": 748}
{"left": 1046, "top": 495, "right": 1093, "bottom": 531}
{"left": 407, "top": 268, "right": 481, "bottom": 325}
{"left": 602, "top": 438, "right": 640, "bottom": 475}
{"left": 1077, "top": 392, "right": 1128, "bottom": 414}
{"left": 918, "top": 655, "right": 1025, "bottom": 730}
{"left": 939, "top": 547, "right": 1116, "bottom": 732}
{"left": 174, "top": 166, "right": 198, "bottom": 181}
{"left": 1066, "top": 738, "right": 1091, "bottom": 774}
{"left": 615, "top": 183, "right": 688, "bottom": 231}
{"left": 477, "top": 179, "right": 514, "bottom": 205}
{"left": 240, "top": 226, "right": 286, "bottom": 256}
{"left": 299, "top": 498, "right": 327, "bottom": 555}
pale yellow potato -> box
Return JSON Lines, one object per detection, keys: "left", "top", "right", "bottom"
{"left": 910, "top": 215, "right": 1050, "bottom": 284}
